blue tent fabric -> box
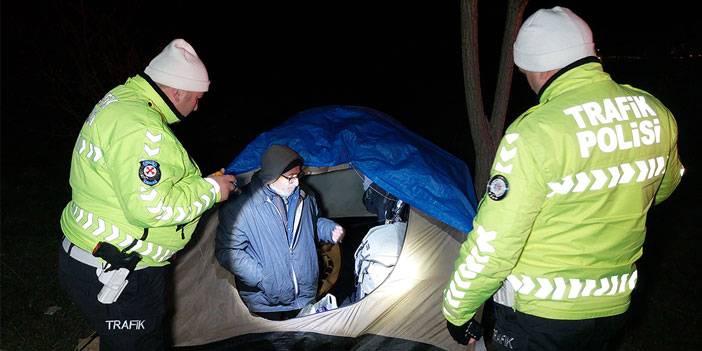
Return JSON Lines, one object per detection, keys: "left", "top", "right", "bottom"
{"left": 225, "top": 106, "right": 478, "bottom": 233}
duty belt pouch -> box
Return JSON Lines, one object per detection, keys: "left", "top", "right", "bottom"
{"left": 92, "top": 241, "right": 142, "bottom": 304}
{"left": 96, "top": 266, "right": 130, "bottom": 304}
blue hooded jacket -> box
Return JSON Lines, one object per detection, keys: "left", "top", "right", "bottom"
{"left": 215, "top": 175, "right": 337, "bottom": 313}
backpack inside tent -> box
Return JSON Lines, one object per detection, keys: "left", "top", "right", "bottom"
{"left": 170, "top": 106, "right": 480, "bottom": 350}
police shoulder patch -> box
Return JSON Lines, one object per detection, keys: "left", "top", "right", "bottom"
{"left": 487, "top": 175, "right": 509, "bottom": 201}
{"left": 139, "top": 160, "right": 161, "bottom": 186}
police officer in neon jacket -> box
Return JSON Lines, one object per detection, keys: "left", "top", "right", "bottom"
{"left": 58, "top": 39, "right": 236, "bottom": 350}
{"left": 443, "top": 7, "right": 684, "bottom": 350}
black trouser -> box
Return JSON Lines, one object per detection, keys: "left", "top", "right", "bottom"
{"left": 58, "top": 245, "right": 168, "bottom": 350}
{"left": 492, "top": 302, "right": 627, "bottom": 351}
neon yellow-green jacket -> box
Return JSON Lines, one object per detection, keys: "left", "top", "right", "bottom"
{"left": 443, "top": 59, "right": 684, "bottom": 324}
{"left": 60, "top": 74, "right": 220, "bottom": 268}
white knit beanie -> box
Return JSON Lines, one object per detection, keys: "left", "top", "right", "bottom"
{"left": 513, "top": 6, "right": 596, "bottom": 72}
{"left": 144, "top": 39, "right": 210, "bottom": 92}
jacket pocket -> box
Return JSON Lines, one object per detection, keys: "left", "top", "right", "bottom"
{"left": 260, "top": 270, "right": 295, "bottom": 305}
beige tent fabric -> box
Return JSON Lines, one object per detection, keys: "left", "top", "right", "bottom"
{"left": 170, "top": 208, "right": 476, "bottom": 351}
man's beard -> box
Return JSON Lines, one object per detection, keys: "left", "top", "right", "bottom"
{"left": 270, "top": 182, "right": 296, "bottom": 198}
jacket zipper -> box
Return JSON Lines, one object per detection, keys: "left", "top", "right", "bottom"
{"left": 289, "top": 198, "right": 305, "bottom": 297}
{"left": 268, "top": 197, "right": 299, "bottom": 297}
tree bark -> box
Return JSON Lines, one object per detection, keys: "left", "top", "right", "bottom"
{"left": 461, "top": 0, "right": 528, "bottom": 199}
{"left": 460, "top": 0, "right": 491, "bottom": 198}
{"left": 490, "top": 0, "right": 528, "bottom": 137}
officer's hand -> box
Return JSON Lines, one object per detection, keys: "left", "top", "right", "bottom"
{"left": 209, "top": 168, "right": 225, "bottom": 177}
{"left": 446, "top": 318, "right": 482, "bottom": 345}
{"left": 331, "top": 225, "right": 345, "bottom": 244}
{"left": 209, "top": 168, "right": 236, "bottom": 202}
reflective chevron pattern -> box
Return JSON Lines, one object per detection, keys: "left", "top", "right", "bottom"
{"left": 444, "top": 225, "right": 496, "bottom": 310}
{"left": 506, "top": 270, "right": 637, "bottom": 300}
{"left": 139, "top": 184, "right": 214, "bottom": 224}
{"left": 69, "top": 203, "right": 175, "bottom": 262}
{"left": 76, "top": 138, "right": 103, "bottom": 162}
{"left": 86, "top": 93, "right": 118, "bottom": 125}
{"left": 143, "top": 130, "right": 162, "bottom": 157}
{"left": 494, "top": 133, "right": 520, "bottom": 174}
{"left": 547, "top": 156, "right": 665, "bottom": 197}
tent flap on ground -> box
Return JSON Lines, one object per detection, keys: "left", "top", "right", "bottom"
{"left": 170, "top": 106, "right": 480, "bottom": 351}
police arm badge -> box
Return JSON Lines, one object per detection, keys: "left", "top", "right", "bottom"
{"left": 487, "top": 175, "right": 509, "bottom": 201}
{"left": 139, "top": 160, "right": 161, "bottom": 186}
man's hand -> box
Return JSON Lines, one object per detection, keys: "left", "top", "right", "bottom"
{"left": 446, "top": 318, "right": 482, "bottom": 345}
{"left": 209, "top": 168, "right": 236, "bottom": 202}
{"left": 331, "top": 225, "right": 345, "bottom": 244}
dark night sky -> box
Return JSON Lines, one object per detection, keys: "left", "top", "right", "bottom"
{"left": 2, "top": 1, "right": 700, "bottom": 172}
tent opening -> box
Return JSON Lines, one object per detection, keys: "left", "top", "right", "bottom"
{"left": 241, "top": 166, "right": 410, "bottom": 317}
{"left": 169, "top": 106, "right": 478, "bottom": 350}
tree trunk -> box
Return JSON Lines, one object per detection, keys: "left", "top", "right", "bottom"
{"left": 461, "top": 0, "right": 528, "bottom": 199}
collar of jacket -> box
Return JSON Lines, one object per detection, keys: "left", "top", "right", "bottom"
{"left": 249, "top": 174, "right": 307, "bottom": 204}
{"left": 130, "top": 73, "right": 185, "bottom": 124}
{"left": 538, "top": 57, "right": 610, "bottom": 103}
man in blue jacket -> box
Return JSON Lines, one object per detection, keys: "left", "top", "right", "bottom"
{"left": 216, "top": 144, "right": 345, "bottom": 320}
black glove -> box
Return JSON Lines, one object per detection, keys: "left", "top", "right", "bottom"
{"left": 447, "top": 318, "right": 483, "bottom": 345}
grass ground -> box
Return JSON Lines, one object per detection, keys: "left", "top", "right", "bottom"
{"left": 1, "top": 137, "right": 93, "bottom": 350}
